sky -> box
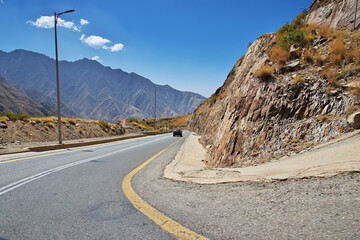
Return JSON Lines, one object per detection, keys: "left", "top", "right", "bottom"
{"left": 0, "top": 0, "right": 312, "bottom": 97}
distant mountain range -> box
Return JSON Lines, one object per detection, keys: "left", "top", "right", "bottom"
{"left": 0, "top": 49, "right": 205, "bottom": 122}
{"left": 0, "top": 74, "right": 56, "bottom": 116}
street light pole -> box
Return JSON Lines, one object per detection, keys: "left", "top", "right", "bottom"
{"left": 54, "top": 9, "right": 75, "bottom": 144}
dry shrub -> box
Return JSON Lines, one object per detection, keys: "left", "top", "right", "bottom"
{"left": 318, "top": 26, "right": 335, "bottom": 39}
{"left": 270, "top": 47, "right": 288, "bottom": 65}
{"left": 219, "top": 91, "right": 227, "bottom": 99}
{"left": 353, "top": 78, "right": 360, "bottom": 100}
{"left": 46, "top": 122, "right": 55, "bottom": 128}
{"left": 255, "top": 64, "right": 274, "bottom": 80}
{"left": 315, "top": 52, "right": 324, "bottom": 66}
{"left": 329, "top": 54, "right": 342, "bottom": 66}
{"left": 62, "top": 118, "right": 77, "bottom": 125}
{"left": 31, "top": 116, "right": 57, "bottom": 122}
{"left": 329, "top": 36, "right": 347, "bottom": 65}
{"left": 291, "top": 75, "right": 305, "bottom": 85}
{"left": 0, "top": 116, "right": 8, "bottom": 122}
{"left": 303, "top": 23, "right": 318, "bottom": 33}
{"left": 303, "top": 49, "right": 314, "bottom": 63}
{"left": 315, "top": 114, "right": 330, "bottom": 122}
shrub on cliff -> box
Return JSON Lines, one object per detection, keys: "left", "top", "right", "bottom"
{"left": 255, "top": 64, "right": 274, "bottom": 81}
{"left": 4, "top": 112, "right": 17, "bottom": 121}
{"left": 98, "top": 120, "right": 110, "bottom": 131}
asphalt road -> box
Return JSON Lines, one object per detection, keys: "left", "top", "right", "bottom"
{"left": 1, "top": 131, "right": 359, "bottom": 240}
{"left": 0, "top": 133, "right": 187, "bottom": 240}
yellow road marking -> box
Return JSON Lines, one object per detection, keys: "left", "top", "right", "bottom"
{"left": 0, "top": 139, "right": 132, "bottom": 165}
{"left": 122, "top": 138, "right": 209, "bottom": 240}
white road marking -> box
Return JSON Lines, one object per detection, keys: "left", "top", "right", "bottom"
{"left": 0, "top": 135, "right": 171, "bottom": 196}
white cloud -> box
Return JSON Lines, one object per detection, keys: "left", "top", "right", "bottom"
{"left": 27, "top": 15, "right": 77, "bottom": 31}
{"left": 80, "top": 34, "right": 124, "bottom": 52}
{"left": 109, "top": 43, "right": 124, "bottom": 52}
{"left": 80, "top": 19, "right": 89, "bottom": 26}
{"left": 80, "top": 34, "right": 111, "bottom": 49}
{"left": 91, "top": 56, "right": 101, "bottom": 62}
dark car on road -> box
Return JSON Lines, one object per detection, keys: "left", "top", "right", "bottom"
{"left": 173, "top": 129, "right": 182, "bottom": 137}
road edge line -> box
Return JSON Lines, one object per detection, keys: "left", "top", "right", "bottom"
{"left": 122, "top": 137, "right": 209, "bottom": 240}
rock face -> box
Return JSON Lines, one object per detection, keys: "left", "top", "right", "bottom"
{"left": 188, "top": 0, "right": 360, "bottom": 167}
{"left": 307, "top": 0, "right": 360, "bottom": 30}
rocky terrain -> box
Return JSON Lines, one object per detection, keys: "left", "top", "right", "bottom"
{"left": 188, "top": 0, "right": 360, "bottom": 167}
{"left": 0, "top": 114, "right": 189, "bottom": 151}
{"left": 0, "top": 50, "right": 205, "bottom": 122}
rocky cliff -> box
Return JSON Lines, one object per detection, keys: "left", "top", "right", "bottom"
{"left": 188, "top": 0, "right": 360, "bottom": 167}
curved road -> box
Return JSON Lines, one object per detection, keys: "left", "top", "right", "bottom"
{"left": 1, "top": 132, "right": 359, "bottom": 239}
{"left": 0, "top": 133, "right": 187, "bottom": 240}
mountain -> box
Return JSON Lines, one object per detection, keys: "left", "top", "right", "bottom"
{"left": 188, "top": 0, "right": 360, "bottom": 168}
{"left": 0, "top": 74, "right": 57, "bottom": 116}
{"left": 0, "top": 49, "right": 205, "bottom": 122}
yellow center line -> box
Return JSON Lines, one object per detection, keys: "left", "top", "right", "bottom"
{"left": 122, "top": 138, "right": 209, "bottom": 240}
{"left": 0, "top": 139, "right": 133, "bottom": 165}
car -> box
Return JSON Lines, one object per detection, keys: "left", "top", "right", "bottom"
{"left": 173, "top": 129, "right": 182, "bottom": 137}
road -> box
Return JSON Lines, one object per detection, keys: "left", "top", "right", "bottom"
{"left": 1, "top": 132, "right": 359, "bottom": 239}
{"left": 0, "top": 133, "right": 188, "bottom": 240}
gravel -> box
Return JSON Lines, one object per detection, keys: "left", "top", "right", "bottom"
{"left": 132, "top": 139, "right": 360, "bottom": 240}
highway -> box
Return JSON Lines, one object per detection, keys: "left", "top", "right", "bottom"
{"left": 1, "top": 132, "right": 359, "bottom": 239}
{"left": 0, "top": 133, "right": 188, "bottom": 240}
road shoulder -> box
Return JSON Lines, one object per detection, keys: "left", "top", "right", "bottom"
{"left": 163, "top": 131, "right": 360, "bottom": 184}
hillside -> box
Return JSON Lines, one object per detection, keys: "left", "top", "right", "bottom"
{"left": 188, "top": 0, "right": 360, "bottom": 167}
{"left": 0, "top": 50, "right": 205, "bottom": 122}
{"left": 0, "top": 74, "right": 56, "bottom": 117}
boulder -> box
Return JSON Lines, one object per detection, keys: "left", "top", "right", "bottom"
{"left": 289, "top": 44, "right": 300, "bottom": 60}
{"left": 347, "top": 112, "right": 360, "bottom": 129}
{"left": 0, "top": 123, "right": 7, "bottom": 129}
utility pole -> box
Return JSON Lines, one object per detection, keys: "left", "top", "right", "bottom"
{"left": 154, "top": 88, "right": 157, "bottom": 130}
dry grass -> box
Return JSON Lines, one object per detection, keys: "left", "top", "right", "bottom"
{"left": 303, "top": 23, "right": 318, "bottom": 33}
{"left": 291, "top": 75, "right": 305, "bottom": 85}
{"left": 329, "top": 36, "right": 347, "bottom": 65}
{"left": 270, "top": 47, "right": 288, "bottom": 65}
{"left": 255, "top": 64, "right": 274, "bottom": 80}
{"left": 0, "top": 116, "right": 9, "bottom": 122}
{"left": 315, "top": 52, "right": 325, "bottom": 66}
{"left": 315, "top": 114, "right": 331, "bottom": 122}
{"left": 303, "top": 49, "right": 314, "bottom": 63}
{"left": 46, "top": 122, "right": 55, "bottom": 128}
{"left": 317, "top": 26, "right": 335, "bottom": 39}
{"left": 353, "top": 78, "right": 360, "bottom": 100}
{"left": 219, "top": 91, "right": 227, "bottom": 100}
{"left": 29, "top": 116, "right": 57, "bottom": 122}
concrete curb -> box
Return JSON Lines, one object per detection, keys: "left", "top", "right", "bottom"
{"left": 0, "top": 131, "right": 172, "bottom": 155}
{"left": 164, "top": 131, "right": 360, "bottom": 184}
{"left": 28, "top": 134, "right": 146, "bottom": 152}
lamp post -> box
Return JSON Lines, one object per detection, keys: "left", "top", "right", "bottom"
{"left": 54, "top": 9, "right": 74, "bottom": 144}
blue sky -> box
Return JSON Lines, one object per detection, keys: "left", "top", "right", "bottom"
{"left": 0, "top": 0, "right": 312, "bottom": 97}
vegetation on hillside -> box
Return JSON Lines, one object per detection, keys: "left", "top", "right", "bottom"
{"left": 125, "top": 114, "right": 191, "bottom": 132}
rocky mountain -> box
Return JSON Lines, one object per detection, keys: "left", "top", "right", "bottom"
{"left": 0, "top": 50, "right": 205, "bottom": 122}
{"left": 0, "top": 74, "right": 56, "bottom": 116}
{"left": 188, "top": 0, "right": 360, "bottom": 167}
